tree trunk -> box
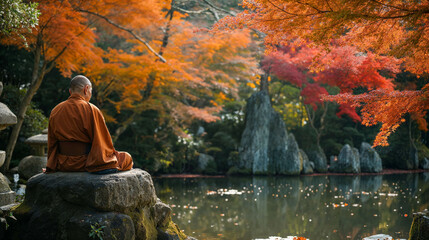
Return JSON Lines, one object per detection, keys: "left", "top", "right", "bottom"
{"left": 2, "top": 40, "right": 46, "bottom": 172}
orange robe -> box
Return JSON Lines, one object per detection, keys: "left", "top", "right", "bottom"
{"left": 47, "top": 93, "right": 133, "bottom": 172}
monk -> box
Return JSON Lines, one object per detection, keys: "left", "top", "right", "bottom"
{"left": 46, "top": 75, "right": 133, "bottom": 173}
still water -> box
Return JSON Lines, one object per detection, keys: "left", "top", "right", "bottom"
{"left": 153, "top": 173, "right": 429, "bottom": 240}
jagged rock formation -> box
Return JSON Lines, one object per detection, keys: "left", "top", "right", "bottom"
{"left": 238, "top": 91, "right": 301, "bottom": 175}
{"left": 330, "top": 144, "right": 360, "bottom": 173}
{"left": 7, "top": 169, "right": 192, "bottom": 240}
{"left": 276, "top": 133, "right": 301, "bottom": 175}
{"left": 360, "top": 142, "right": 382, "bottom": 173}
{"left": 306, "top": 147, "right": 328, "bottom": 173}
{"left": 300, "top": 150, "right": 314, "bottom": 174}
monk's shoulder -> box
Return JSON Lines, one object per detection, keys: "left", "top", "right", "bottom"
{"left": 50, "top": 100, "right": 68, "bottom": 117}
{"left": 88, "top": 102, "right": 102, "bottom": 114}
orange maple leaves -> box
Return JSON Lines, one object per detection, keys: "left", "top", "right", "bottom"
{"left": 323, "top": 88, "right": 429, "bottom": 146}
{"left": 215, "top": 0, "right": 429, "bottom": 146}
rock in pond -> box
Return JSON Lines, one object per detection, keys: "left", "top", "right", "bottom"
{"left": 239, "top": 91, "right": 301, "bottom": 175}
{"left": 238, "top": 91, "right": 272, "bottom": 174}
{"left": 299, "top": 149, "right": 313, "bottom": 174}
{"left": 306, "top": 148, "right": 328, "bottom": 173}
{"left": 7, "top": 169, "right": 192, "bottom": 240}
{"left": 360, "top": 142, "right": 382, "bottom": 173}
{"left": 409, "top": 210, "right": 429, "bottom": 240}
{"left": 330, "top": 144, "right": 360, "bottom": 173}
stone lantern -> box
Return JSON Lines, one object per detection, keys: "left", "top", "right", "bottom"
{"left": 24, "top": 129, "right": 48, "bottom": 156}
{"left": 0, "top": 82, "right": 17, "bottom": 206}
{"left": 18, "top": 129, "right": 48, "bottom": 180}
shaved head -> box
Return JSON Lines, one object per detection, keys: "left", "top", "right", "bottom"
{"left": 70, "top": 75, "right": 91, "bottom": 93}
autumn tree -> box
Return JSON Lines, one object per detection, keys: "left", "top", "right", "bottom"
{"left": 0, "top": 0, "right": 177, "bottom": 171}
{"left": 77, "top": 1, "right": 259, "bottom": 172}
{"left": 215, "top": 0, "right": 429, "bottom": 146}
{"left": 262, "top": 43, "right": 400, "bottom": 150}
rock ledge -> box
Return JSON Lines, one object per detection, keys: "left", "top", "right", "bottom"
{"left": 8, "top": 169, "right": 191, "bottom": 240}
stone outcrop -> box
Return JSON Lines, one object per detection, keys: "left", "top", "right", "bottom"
{"left": 268, "top": 111, "right": 290, "bottom": 174}
{"left": 8, "top": 169, "right": 191, "bottom": 240}
{"left": 238, "top": 91, "right": 301, "bottom": 175}
{"left": 300, "top": 149, "right": 314, "bottom": 174}
{"left": 306, "top": 147, "right": 328, "bottom": 173}
{"left": 330, "top": 144, "right": 360, "bottom": 173}
{"left": 18, "top": 155, "right": 47, "bottom": 180}
{"left": 239, "top": 91, "right": 272, "bottom": 173}
{"left": 276, "top": 134, "right": 301, "bottom": 175}
{"left": 421, "top": 158, "right": 429, "bottom": 170}
{"left": 360, "top": 142, "right": 382, "bottom": 173}
{"left": 408, "top": 210, "right": 429, "bottom": 240}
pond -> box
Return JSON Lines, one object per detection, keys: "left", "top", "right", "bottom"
{"left": 153, "top": 173, "right": 429, "bottom": 240}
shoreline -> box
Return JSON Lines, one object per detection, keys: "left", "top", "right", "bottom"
{"left": 154, "top": 168, "right": 429, "bottom": 178}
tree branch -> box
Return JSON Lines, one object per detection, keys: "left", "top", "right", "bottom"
{"left": 77, "top": 8, "right": 167, "bottom": 63}
{"left": 174, "top": 6, "right": 210, "bottom": 14}
{"left": 202, "top": 0, "right": 236, "bottom": 16}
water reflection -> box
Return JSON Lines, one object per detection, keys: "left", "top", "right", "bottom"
{"left": 153, "top": 174, "right": 429, "bottom": 240}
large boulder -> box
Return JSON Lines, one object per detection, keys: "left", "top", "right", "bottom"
{"left": 300, "top": 149, "right": 314, "bottom": 174}
{"left": 18, "top": 155, "right": 47, "bottom": 180}
{"left": 276, "top": 134, "right": 301, "bottom": 175}
{"left": 330, "top": 144, "right": 360, "bottom": 173}
{"left": 360, "top": 142, "right": 382, "bottom": 173}
{"left": 238, "top": 91, "right": 271, "bottom": 173}
{"left": 268, "top": 111, "right": 290, "bottom": 174}
{"left": 306, "top": 147, "right": 328, "bottom": 173}
{"left": 239, "top": 91, "right": 301, "bottom": 175}
{"left": 8, "top": 169, "right": 189, "bottom": 240}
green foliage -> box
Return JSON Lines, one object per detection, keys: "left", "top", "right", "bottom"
{"left": 292, "top": 103, "right": 378, "bottom": 158}
{"left": 270, "top": 81, "right": 307, "bottom": 130}
{"left": 0, "top": 46, "right": 33, "bottom": 86}
{"left": 226, "top": 166, "right": 251, "bottom": 175}
{"left": 89, "top": 223, "right": 105, "bottom": 240}
{"left": 0, "top": 0, "right": 40, "bottom": 45}
{"left": 376, "top": 116, "right": 421, "bottom": 169}
{"left": 200, "top": 100, "right": 246, "bottom": 173}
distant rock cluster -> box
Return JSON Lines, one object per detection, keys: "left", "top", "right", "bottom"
{"left": 330, "top": 143, "right": 383, "bottom": 173}
{"left": 235, "top": 91, "right": 384, "bottom": 175}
